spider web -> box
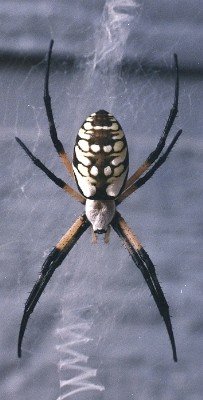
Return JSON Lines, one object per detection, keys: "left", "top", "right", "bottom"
{"left": 55, "top": 3, "right": 144, "bottom": 399}
{"left": 11, "top": 3, "right": 147, "bottom": 399}
{"left": 3, "top": 1, "right": 203, "bottom": 400}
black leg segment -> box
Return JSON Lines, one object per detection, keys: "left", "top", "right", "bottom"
{"left": 147, "top": 54, "right": 179, "bottom": 165}
{"left": 16, "top": 137, "right": 67, "bottom": 190}
{"left": 135, "top": 129, "right": 182, "bottom": 190}
{"left": 18, "top": 214, "right": 90, "bottom": 358}
{"left": 15, "top": 137, "right": 85, "bottom": 203}
{"left": 44, "top": 39, "right": 64, "bottom": 154}
{"left": 43, "top": 40, "right": 73, "bottom": 176}
{"left": 111, "top": 212, "right": 177, "bottom": 362}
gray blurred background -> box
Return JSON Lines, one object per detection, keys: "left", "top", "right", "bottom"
{"left": 0, "top": 1, "right": 202, "bottom": 400}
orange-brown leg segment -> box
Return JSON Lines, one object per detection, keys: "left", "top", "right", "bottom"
{"left": 44, "top": 39, "right": 74, "bottom": 178}
{"left": 117, "top": 128, "right": 182, "bottom": 204}
{"left": 124, "top": 53, "right": 179, "bottom": 191}
{"left": 18, "top": 214, "right": 90, "bottom": 358}
{"left": 15, "top": 137, "right": 85, "bottom": 204}
{"left": 104, "top": 226, "right": 111, "bottom": 244}
{"left": 111, "top": 211, "right": 177, "bottom": 362}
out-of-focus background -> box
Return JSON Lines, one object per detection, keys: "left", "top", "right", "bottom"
{"left": 0, "top": 1, "right": 202, "bottom": 400}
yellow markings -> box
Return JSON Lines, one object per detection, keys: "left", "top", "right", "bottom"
{"left": 104, "top": 166, "right": 112, "bottom": 176}
{"left": 75, "top": 146, "right": 92, "bottom": 166}
{"left": 113, "top": 141, "right": 124, "bottom": 152}
{"left": 112, "top": 130, "right": 124, "bottom": 140}
{"left": 73, "top": 166, "right": 96, "bottom": 197}
{"left": 78, "top": 139, "right": 89, "bottom": 152}
{"left": 106, "top": 169, "right": 128, "bottom": 197}
{"left": 111, "top": 123, "right": 119, "bottom": 131}
{"left": 93, "top": 125, "right": 111, "bottom": 130}
{"left": 111, "top": 147, "right": 127, "bottom": 166}
{"left": 78, "top": 163, "right": 89, "bottom": 176}
{"left": 84, "top": 122, "right": 93, "bottom": 130}
{"left": 90, "top": 144, "right": 100, "bottom": 153}
{"left": 103, "top": 145, "right": 112, "bottom": 153}
{"left": 90, "top": 166, "right": 99, "bottom": 176}
{"left": 78, "top": 128, "right": 91, "bottom": 140}
{"left": 114, "top": 164, "right": 124, "bottom": 176}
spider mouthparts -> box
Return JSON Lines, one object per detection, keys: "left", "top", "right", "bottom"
{"left": 94, "top": 229, "right": 107, "bottom": 234}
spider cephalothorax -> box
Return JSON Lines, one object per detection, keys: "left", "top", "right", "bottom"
{"left": 16, "top": 40, "right": 182, "bottom": 362}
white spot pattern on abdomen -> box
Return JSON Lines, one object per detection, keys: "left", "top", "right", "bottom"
{"left": 73, "top": 110, "right": 129, "bottom": 199}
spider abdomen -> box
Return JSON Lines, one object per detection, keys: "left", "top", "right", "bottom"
{"left": 73, "top": 110, "right": 129, "bottom": 199}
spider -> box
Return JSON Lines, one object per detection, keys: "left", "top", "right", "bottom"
{"left": 16, "top": 39, "right": 182, "bottom": 361}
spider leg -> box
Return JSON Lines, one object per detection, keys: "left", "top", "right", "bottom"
{"left": 117, "top": 128, "right": 182, "bottom": 204}
{"left": 18, "top": 214, "right": 90, "bottom": 358}
{"left": 111, "top": 211, "right": 177, "bottom": 362}
{"left": 44, "top": 39, "right": 74, "bottom": 178}
{"left": 15, "top": 137, "right": 85, "bottom": 204}
{"left": 125, "top": 54, "right": 179, "bottom": 190}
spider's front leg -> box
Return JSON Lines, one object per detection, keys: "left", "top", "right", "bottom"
{"left": 111, "top": 211, "right": 177, "bottom": 362}
{"left": 15, "top": 137, "right": 85, "bottom": 204}
{"left": 124, "top": 53, "right": 180, "bottom": 191}
{"left": 44, "top": 39, "right": 74, "bottom": 178}
{"left": 18, "top": 214, "right": 90, "bottom": 358}
{"left": 117, "top": 128, "right": 182, "bottom": 204}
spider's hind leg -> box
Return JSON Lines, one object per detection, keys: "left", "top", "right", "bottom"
{"left": 111, "top": 211, "right": 177, "bottom": 362}
{"left": 18, "top": 214, "right": 90, "bottom": 358}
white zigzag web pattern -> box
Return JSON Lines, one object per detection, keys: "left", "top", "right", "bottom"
{"left": 56, "top": 313, "right": 105, "bottom": 399}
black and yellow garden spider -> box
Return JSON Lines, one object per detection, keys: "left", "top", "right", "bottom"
{"left": 16, "top": 40, "right": 182, "bottom": 361}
